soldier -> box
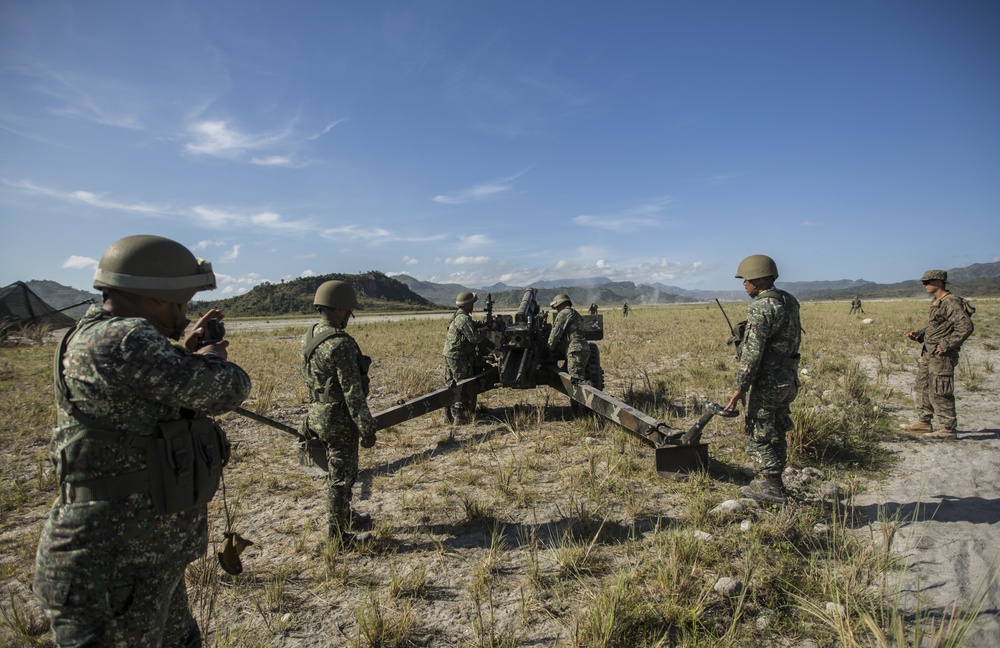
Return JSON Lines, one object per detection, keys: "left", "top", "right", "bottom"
{"left": 33, "top": 235, "right": 251, "bottom": 646}
{"left": 301, "top": 281, "right": 377, "bottom": 541}
{"left": 548, "top": 293, "right": 591, "bottom": 384}
{"left": 724, "top": 254, "right": 801, "bottom": 505}
{"left": 589, "top": 303, "right": 598, "bottom": 316}
{"left": 850, "top": 295, "right": 864, "bottom": 315}
{"left": 900, "top": 270, "right": 974, "bottom": 441}
{"left": 442, "top": 291, "right": 486, "bottom": 424}
{"left": 622, "top": 302, "right": 630, "bottom": 317}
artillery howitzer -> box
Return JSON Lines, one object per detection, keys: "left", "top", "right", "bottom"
{"left": 367, "top": 288, "right": 735, "bottom": 477}
{"left": 236, "top": 288, "right": 734, "bottom": 476}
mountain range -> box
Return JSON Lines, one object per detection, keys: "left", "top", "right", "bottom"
{"left": 18, "top": 259, "right": 1000, "bottom": 319}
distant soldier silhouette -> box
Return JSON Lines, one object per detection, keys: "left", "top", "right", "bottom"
{"left": 622, "top": 302, "right": 630, "bottom": 317}
{"left": 849, "top": 295, "right": 864, "bottom": 315}
{"left": 589, "top": 303, "right": 598, "bottom": 316}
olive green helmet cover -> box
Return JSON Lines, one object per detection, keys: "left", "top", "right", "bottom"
{"left": 550, "top": 293, "right": 572, "bottom": 309}
{"left": 314, "top": 280, "right": 358, "bottom": 310}
{"left": 455, "top": 291, "right": 477, "bottom": 306}
{"left": 93, "top": 235, "right": 216, "bottom": 303}
{"left": 735, "top": 254, "right": 779, "bottom": 281}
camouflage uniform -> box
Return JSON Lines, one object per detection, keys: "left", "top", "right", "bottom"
{"left": 910, "top": 293, "right": 974, "bottom": 431}
{"left": 548, "top": 307, "right": 591, "bottom": 383}
{"left": 736, "top": 290, "right": 801, "bottom": 477}
{"left": 301, "top": 320, "right": 376, "bottom": 536}
{"left": 442, "top": 309, "right": 485, "bottom": 422}
{"left": 34, "top": 305, "right": 251, "bottom": 647}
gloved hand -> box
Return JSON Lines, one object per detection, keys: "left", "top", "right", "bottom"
{"left": 360, "top": 432, "right": 377, "bottom": 448}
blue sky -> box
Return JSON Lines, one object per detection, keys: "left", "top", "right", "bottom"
{"left": 2, "top": 1, "right": 998, "bottom": 296}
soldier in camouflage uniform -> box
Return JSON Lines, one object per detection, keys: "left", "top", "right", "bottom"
{"left": 33, "top": 235, "right": 251, "bottom": 647}
{"left": 301, "top": 280, "right": 377, "bottom": 541}
{"left": 548, "top": 294, "right": 591, "bottom": 384}
{"left": 442, "top": 291, "right": 486, "bottom": 424}
{"left": 900, "top": 270, "right": 974, "bottom": 441}
{"left": 724, "top": 255, "right": 801, "bottom": 505}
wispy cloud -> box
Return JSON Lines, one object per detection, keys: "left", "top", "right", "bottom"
{"left": 193, "top": 240, "right": 226, "bottom": 250}
{"left": 433, "top": 170, "right": 527, "bottom": 204}
{"left": 444, "top": 255, "right": 491, "bottom": 265}
{"left": 190, "top": 206, "right": 313, "bottom": 232}
{"left": 62, "top": 255, "right": 98, "bottom": 270}
{"left": 320, "top": 225, "right": 393, "bottom": 240}
{"left": 402, "top": 255, "right": 419, "bottom": 266}
{"left": 5, "top": 179, "right": 169, "bottom": 216}
{"left": 220, "top": 244, "right": 240, "bottom": 263}
{"left": 215, "top": 272, "right": 266, "bottom": 296}
{"left": 573, "top": 197, "right": 673, "bottom": 233}
{"left": 459, "top": 234, "right": 493, "bottom": 247}
{"left": 800, "top": 220, "right": 825, "bottom": 228}
{"left": 183, "top": 117, "right": 343, "bottom": 166}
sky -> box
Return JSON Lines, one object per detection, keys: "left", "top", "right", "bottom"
{"left": 1, "top": 1, "right": 998, "bottom": 297}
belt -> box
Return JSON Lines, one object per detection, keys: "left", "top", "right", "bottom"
{"left": 60, "top": 470, "right": 150, "bottom": 504}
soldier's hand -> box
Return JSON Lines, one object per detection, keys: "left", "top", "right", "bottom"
{"left": 360, "top": 432, "right": 377, "bottom": 448}
{"left": 186, "top": 309, "right": 226, "bottom": 352}
{"left": 724, "top": 389, "right": 745, "bottom": 413}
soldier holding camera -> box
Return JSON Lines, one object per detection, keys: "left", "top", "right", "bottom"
{"left": 33, "top": 235, "right": 251, "bottom": 647}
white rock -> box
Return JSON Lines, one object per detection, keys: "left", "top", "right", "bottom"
{"left": 813, "top": 523, "right": 830, "bottom": 534}
{"left": 714, "top": 576, "right": 744, "bottom": 597}
{"left": 755, "top": 608, "right": 776, "bottom": 631}
{"left": 691, "top": 530, "right": 713, "bottom": 542}
{"left": 862, "top": 318, "right": 874, "bottom": 324}
{"left": 739, "top": 519, "right": 753, "bottom": 532}
{"left": 826, "top": 602, "right": 846, "bottom": 617}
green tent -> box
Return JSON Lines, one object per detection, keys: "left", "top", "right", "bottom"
{"left": 0, "top": 281, "right": 82, "bottom": 332}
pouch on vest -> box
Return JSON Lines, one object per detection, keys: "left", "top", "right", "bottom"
{"left": 148, "top": 417, "right": 228, "bottom": 514}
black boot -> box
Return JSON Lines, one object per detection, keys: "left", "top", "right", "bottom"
{"left": 740, "top": 474, "right": 788, "bottom": 505}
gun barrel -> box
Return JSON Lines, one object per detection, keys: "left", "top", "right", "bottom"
{"left": 516, "top": 288, "right": 539, "bottom": 323}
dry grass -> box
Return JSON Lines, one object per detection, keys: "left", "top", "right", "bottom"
{"left": 1, "top": 298, "right": 997, "bottom": 646}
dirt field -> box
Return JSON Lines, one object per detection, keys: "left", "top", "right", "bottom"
{"left": 3, "top": 302, "right": 998, "bottom": 646}
{"left": 853, "top": 343, "right": 1000, "bottom": 647}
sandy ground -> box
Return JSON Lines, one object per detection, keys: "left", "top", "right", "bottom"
{"left": 853, "top": 344, "right": 1000, "bottom": 646}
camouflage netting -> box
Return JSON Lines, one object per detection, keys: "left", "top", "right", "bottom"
{"left": 0, "top": 281, "right": 78, "bottom": 332}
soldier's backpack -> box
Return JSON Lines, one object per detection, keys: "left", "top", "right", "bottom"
{"left": 959, "top": 296, "right": 976, "bottom": 318}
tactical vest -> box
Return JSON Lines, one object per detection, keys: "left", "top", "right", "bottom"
{"left": 302, "top": 324, "right": 371, "bottom": 403}
{"left": 53, "top": 319, "right": 229, "bottom": 514}
{"left": 743, "top": 288, "right": 802, "bottom": 367}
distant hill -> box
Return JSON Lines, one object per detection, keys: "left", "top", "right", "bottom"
{"left": 193, "top": 271, "right": 441, "bottom": 317}
{"left": 392, "top": 275, "right": 471, "bottom": 308}
{"left": 20, "top": 259, "right": 1000, "bottom": 322}
{"left": 25, "top": 280, "right": 99, "bottom": 318}
{"left": 397, "top": 260, "right": 1000, "bottom": 308}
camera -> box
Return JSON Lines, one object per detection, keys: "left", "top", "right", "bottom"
{"left": 198, "top": 318, "right": 226, "bottom": 347}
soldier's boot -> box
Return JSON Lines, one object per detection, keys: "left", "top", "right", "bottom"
{"left": 740, "top": 475, "right": 788, "bottom": 505}
{"left": 899, "top": 421, "right": 933, "bottom": 432}
{"left": 444, "top": 406, "right": 454, "bottom": 425}
{"left": 923, "top": 429, "right": 958, "bottom": 441}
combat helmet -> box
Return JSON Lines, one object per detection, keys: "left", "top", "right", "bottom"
{"left": 735, "top": 254, "right": 779, "bottom": 281}
{"left": 314, "top": 280, "right": 358, "bottom": 311}
{"left": 920, "top": 270, "right": 947, "bottom": 283}
{"left": 93, "top": 235, "right": 216, "bottom": 303}
{"left": 455, "top": 291, "right": 477, "bottom": 307}
{"left": 550, "top": 293, "right": 572, "bottom": 309}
